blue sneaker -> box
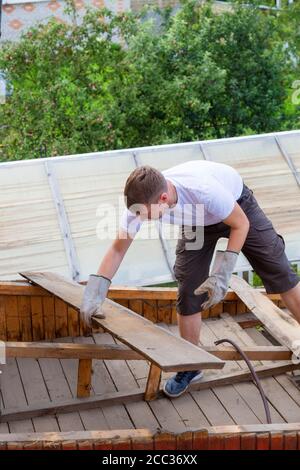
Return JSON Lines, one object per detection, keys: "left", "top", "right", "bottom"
{"left": 163, "top": 370, "right": 204, "bottom": 398}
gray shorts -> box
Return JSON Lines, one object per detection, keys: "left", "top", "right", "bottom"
{"left": 173, "top": 183, "right": 299, "bottom": 315}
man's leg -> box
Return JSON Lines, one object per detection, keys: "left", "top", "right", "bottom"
{"left": 279, "top": 282, "right": 300, "bottom": 324}
{"left": 177, "top": 311, "right": 202, "bottom": 346}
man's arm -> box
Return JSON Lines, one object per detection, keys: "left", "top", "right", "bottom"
{"left": 194, "top": 202, "right": 249, "bottom": 309}
{"left": 80, "top": 229, "right": 134, "bottom": 328}
{"left": 222, "top": 202, "right": 250, "bottom": 252}
{"left": 96, "top": 229, "right": 134, "bottom": 279}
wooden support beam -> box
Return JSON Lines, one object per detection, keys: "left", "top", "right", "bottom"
{"left": 4, "top": 341, "right": 291, "bottom": 361}
{"left": 77, "top": 359, "right": 92, "bottom": 398}
{"left": 230, "top": 275, "right": 300, "bottom": 358}
{"left": 144, "top": 364, "right": 162, "bottom": 401}
{"left": 5, "top": 341, "right": 142, "bottom": 360}
{"left": 204, "top": 345, "right": 292, "bottom": 361}
{"left": 2, "top": 361, "right": 299, "bottom": 423}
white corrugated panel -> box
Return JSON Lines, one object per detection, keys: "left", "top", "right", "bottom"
{"left": 0, "top": 160, "right": 68, "bottom": 280}
{"left": 0, "top": 130, "right": 299, "bottom": 284}
{"left": 53, "top": 151, "right": 172, "bottom": 285}
{"left": 202, "top": 132, "right": 300, "bottom": 264}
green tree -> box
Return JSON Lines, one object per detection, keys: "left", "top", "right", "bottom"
{"left": 0, "top": 1, "right": 294, "bottom": 160}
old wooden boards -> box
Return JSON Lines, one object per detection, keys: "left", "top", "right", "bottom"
{"left": 19, "top": 272, "right": 224, "bottom": 401}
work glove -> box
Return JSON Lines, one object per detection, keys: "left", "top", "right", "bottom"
{"left": 80, "top": 274, "right": 111, "bottom": 328}
{"left": 194, "top": 250, "right": 239, "bottom": 310}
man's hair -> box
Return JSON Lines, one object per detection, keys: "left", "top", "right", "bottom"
{"left": 124, "top": 165, "right": 167, "bottom": 209}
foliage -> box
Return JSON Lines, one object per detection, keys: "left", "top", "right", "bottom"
{"left": 0, "top": 0, "right": 297, "bottom": 160}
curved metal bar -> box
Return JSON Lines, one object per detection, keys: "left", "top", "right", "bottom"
{"left": 215, "top": 338, "right": 272, "bottom": 424}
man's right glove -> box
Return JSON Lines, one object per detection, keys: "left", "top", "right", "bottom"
{"left": 194, "top": 250, "right": 238, "bottom": 310}
{"left": 80, "top": 274, "right": 111, "bottom": 328}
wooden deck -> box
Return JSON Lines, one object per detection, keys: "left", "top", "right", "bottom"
{"left": 2, "top": 315, "right": 300, "bottom": 434}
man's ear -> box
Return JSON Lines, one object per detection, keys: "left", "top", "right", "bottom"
{"left": 160, "top": 192, "right": 168, "bottom": 203}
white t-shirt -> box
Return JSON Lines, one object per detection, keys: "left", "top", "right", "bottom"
{"left": 120, "top": 160, "right": 243, "bottom": 236}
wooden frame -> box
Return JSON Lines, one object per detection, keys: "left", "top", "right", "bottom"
{"left": 1, "top": 275, "right": 300, "bottom": 446}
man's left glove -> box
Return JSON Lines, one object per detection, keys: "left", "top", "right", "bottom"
{"left": 194, "top": 250, "right": 239, "bottom": 310}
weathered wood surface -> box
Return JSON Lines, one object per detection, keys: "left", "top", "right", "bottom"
{"left": 230, "top": 275, "right": 300, "bottom": 358}
{"left": 19, "top": 272, "right": 224, "bottom": 372}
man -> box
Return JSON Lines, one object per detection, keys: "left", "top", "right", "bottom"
{"left": 80, "top": 160, "right": 300, "bottom": 398}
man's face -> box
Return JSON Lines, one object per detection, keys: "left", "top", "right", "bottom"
{"left": 130, "top": 193, "right": 169, "bottom": 221}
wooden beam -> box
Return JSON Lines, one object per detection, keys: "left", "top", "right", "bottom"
{"left": 5, "top": 341, "right": 143, "bottom": 360}
{"left": 144, "top": 364, "right": 162, "bottom": 401}
{"left": 5, "top": 341, "right": 291, "bottom": 361}
{"left": 230, "top": 275, "right": 300, "bottom": 358}
{"left": 188, "top": 361, "right": 300, "bottom": 391}
{"left": 77, "top": 359, "right": 92, "bottom": 398}
{"left": 2, "top": 423, "right": 300, "bottom": 448}
{"left": 19, "top": 272, "right": 225, "bottom": 372}
{"left": 2, "top": 361, "right": 299, "bottom": 423}
{"left": 204, "top": 345, "right": 292, "bottom": 361}
{"left": 0, "top": 280, "right": 284, "bottom": 303}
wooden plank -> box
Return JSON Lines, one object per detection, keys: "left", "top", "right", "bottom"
{"left": 144, "top": 364, "right": 161, "bottom": 401}
{"left": 73, "top": 335, "right": 113, "bottom": 431}
{"left": 0, "top": 281, "right": 284, "bottom": 301}
{"left": 38, "top": 352, "right": 86, "bottom": 432}
{"left": 54, "top": 336, "right": 108, "bottom": 431}
{"left": 77, "top": 359, "right": 92, "bottom": 398}
{"left": 1, "top": 358, "right": 34, "bottom": 433}
{"left": 204, "top": 345, "right": 291, "bottom": 361}
{"left": 6, "top": 341, "right": 142, "bottom": 360}
{"left": 230, "top": 275, "right": 300, "bottom": 358}
{"left": 247, "top": 327, "right": 300, "bottom": 422}
{"left": 20, "top": 272, "right": 224, "bottom": 372}
{"left": 67, "top": 306, "right": 79, "bottom": 337}
{"left": 157, "top": 300, "right": 172, "bottom": 323}
{"left": 128, "top": 299, "right": 143, "bottom": 316}
{"left": 93, "top": 332, "right": 159, "bottom": 431}
{"left": 31, "top": 296, "right": 44, "bottom": 341}
{"left": 0, "top": 295, "right": 7, "bottom": 341}
{"left": 17, "top": 296, "right": 32, "bottom": 342}
{"left": 16, "top": 356, "right": 59, "bottom": 432}
{"left": 5, "top": 296, "right": 20, "bottom": 341}
{"left": 2, "top": 424, "right": 300, "bottom": 446}
{"left": 42, "top": 296, "right": 55, "bottom": 340}
{"left": 203, "top": 320, "right": 261, "bottom": 425}
{"left": 143, "top": 300, "right": 158, "bottom": 323}
{"left": 217, "top": 315, "right": 286, "bottom": 424}
{"left": 157, "top": 324, "right": 212, "bottom": 430}
{"left": 54, "top": 298, "right": 68, "bottom": 338}
{"left": 0, "top": 390, "right": 146, "bottom": 425}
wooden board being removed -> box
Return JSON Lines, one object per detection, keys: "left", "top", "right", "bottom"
{"left": 230, "top": 275, "right": 300, "bottom": 359}
{"left": 20, "top": 272, "right": 224, "bottom": 372}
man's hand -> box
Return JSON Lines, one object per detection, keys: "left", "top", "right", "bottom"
{"left": 194, "top": 250, "right": 238, "bottom": 310}
{"left": 80, "top": 274, "right": 111, "bottom": 328}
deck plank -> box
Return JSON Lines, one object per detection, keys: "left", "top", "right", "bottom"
{"left": 94, "top": 332, "right": 160, "bottom": 431}
{"left": 157, "top": 324, "right": 214, "bottom": 428}
{"left": 53, "top": 337, "right": 104, "bottom": 431}
{"left": 1, "top": 358, "right": 34, "bottom": 432}
{"left": 16, "top": 357, "right": 59, "bottom": 432}
{"left": 207, "top": 316, "right": 286, "bottom": 423}
{"left": 246, "top": 327, "right": 300, "bottom": 422}
{"left": 201, "top": 320, "right": 261, "bottom": 425}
